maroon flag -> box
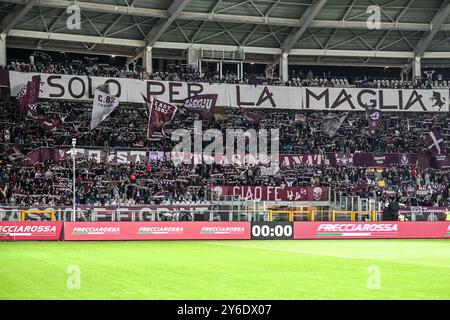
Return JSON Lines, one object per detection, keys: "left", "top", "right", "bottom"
{"left": 16, "top": 75, "right": 41, "bottom": 116}
{"left": 145, "top": 95, "right": 178, "bottom": 140}
{"left": 183, "top": 94, "right": 217, "bottom": 120}
{"left": 36, "top": 116, "right": 61, "bottom": 132}
{"left": 239, "top": 106, "right": 264, "bottom": 124}
{"left": 365, "top": 105, "right": 382, "bottom": 133}
{"left": 425, "top": 128, "right": 445, "bottom": 156}
{"left": 16, "top": 75, "right": 61, "bottom": 132}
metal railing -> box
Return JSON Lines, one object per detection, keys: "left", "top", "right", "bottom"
{"left": 268, "top": 210, "right": 377, "bottom": 222}
{"left": 0, "top": 208, "right": 269, "bottom": 222}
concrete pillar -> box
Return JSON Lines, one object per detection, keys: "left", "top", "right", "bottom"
{"left": 279, "top": 53, "right": 288, "bottom": 83}
{"left": 187, "top": 47, "right": 200, "bottom": 70}
{"left": 412, "top": 56, "right": 421, "bottom": 82}
{"left": 143, "top": 46, "right": 152, "bottom": 73}
{"left": 0, "top": 33, "right": 6, "bottom": 67}
{"left": 125, "top": 57, "right": 132, "bottom": 71}
{"left": 240, "top": 62, "right": 243, "bottom": 79}
{"left": 219, "top": 61, "right": 223, "bottom": 79}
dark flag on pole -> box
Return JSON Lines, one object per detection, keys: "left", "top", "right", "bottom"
{"left": 365, "top": 105, "right": 382, "bottom": 133}
{"left": 16, "top": 75, "right": 61, "bottom": 132}
{"left": 16, "top": 75, "right": 41, "bottom": 117}
{"left": 144, "top": 95, "right": 178, "bottom": 140}
{"left": 239, "top": 106, "right": 264, "bottom": 124}
{"left": 425, "top": 128, "right": 445, "bottom": 156}
{"left": 183, "top": 94, "right": 218, "bottom": 120}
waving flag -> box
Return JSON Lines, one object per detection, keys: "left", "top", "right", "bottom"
{"left": 322, "top": 113, "right": 347, "bottom": 138}
{"left": 16, "top": 75, "right": 41, "bottom": 116}
{"left": 425, "top": 128, "right": 445, "bottom": 156}
{"left": 16, "top": 75, "right": 61, "bottom": 132}
{"left": 365, "top": 105, "right": 382, "bottom": 133}
{"left": 144, "top": 95, "right": 178, "bottom": 140}
{"left": 90, "top": 83, "right": 120, "bottom": 129}
{"left": 183, "top": 94, "right": 217, "bottom": 120}
{"left": 239, "top": 106, "right": 264, "bottom": 124}
{"left": 37, "top": 116, "right": 61, "bottom": 132}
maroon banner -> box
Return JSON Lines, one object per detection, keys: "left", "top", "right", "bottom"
{"left": 183, "top": 94, "right": 218, "bottom": 120}
{"left": 17, "top": 147, "right": 437, "bottom": 169}
{"left": 329, "top": 153, "right": 430, "bottom": 168}
{"left": 0, "top": 204, "right": 217, "bottom": 222}
{"left": 70, "top": 148, "right": 148, "bottom": 163}
{"left": 402, "top": 206, "right": 450, "bottom": 213}
{"left": 146, "top": 96, "right": 178, "bottom": 140}
{"left": 63, "top": 221, "right": 250, "bottom": 241}
{"left": 16, "top": 75, "right": 40, "bottom": 116}
{"left": 210, "top": 186, "right": 329, "bottom": 201}
{"left": 279, "top": 154, "right": 327, "bottom": 166}
{"left": 294, "top": 221, "right": 450, "bottom": 239}
{"left": 22, "top": 147, "right": 60, "bottom": 164}
{"left": 329, "top": 153, "right": 354, "bottom": 166}
{"left": 431, "top": 154, "right": 450, "bottom": 169}
{"left": 0, "top": 221, "right": 63, "bottom": 240}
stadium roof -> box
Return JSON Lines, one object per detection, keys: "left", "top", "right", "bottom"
{"left": 1, "top": 0, "right": 450, "bottom": 68}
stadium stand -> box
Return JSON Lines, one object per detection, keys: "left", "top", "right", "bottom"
{"left": 5, "top": 57, "right": 449, "bottom": 89}
{"left": 2, "top": 96, "right": 450, "bottom": 209}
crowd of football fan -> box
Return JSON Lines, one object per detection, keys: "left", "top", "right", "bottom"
{"left": 2, "top": 96, "right": 450, "bottom": 207}
{"left": 5, "top": 52, "right": 449, "bottom": 88}
{"left": 1, "top": 151, "right": 450, "bottom": 208}
{"left": 2, "top": 53, "right": 450, "bottom": 207}
{"left": 1, "top": 99, "right": 450, "bottom": 154}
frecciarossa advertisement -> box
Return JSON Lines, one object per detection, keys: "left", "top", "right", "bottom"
{"left": 64, "top": 222, "right": 251, "bottom": 240}
{"left": 294, "top": 222, "right": 450, "bottom": 239}
{"left": 2, "top": 221, "right": 449, "bottom": 240}
{"left": 0, "top": 222, "right": 63, "bottom": 240}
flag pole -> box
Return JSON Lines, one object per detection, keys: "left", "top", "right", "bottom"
{"left": 71, "top": 138, "right": 76, "bottom": 222}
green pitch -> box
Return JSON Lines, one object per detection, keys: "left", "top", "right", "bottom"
{"left": 0, "top": 240, "right": 449, "bottom": 300}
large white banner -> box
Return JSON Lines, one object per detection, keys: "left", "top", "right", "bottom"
{"left": 9, "top": 72, "right": 449, "bottom": 112}
{"left": 9, "top": 71, "right": 301, "bottom": 109}
{"left": 302, "top": 87, "right": 449, "bottom": 112}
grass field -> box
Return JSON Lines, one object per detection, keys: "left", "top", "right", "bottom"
{"left": 0, "top": 240, "right": 449, "bottom": 300}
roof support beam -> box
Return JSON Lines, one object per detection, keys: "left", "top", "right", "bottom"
{"left": 270, "top": 0, "right": 327, "bottom": 67}
{"left": 281, "top": 0, "right": 326, "bottom": 53}
{"left": 133, "top": 0, "right": 191, "bottom": 59}
{"left": 0, "top": 0, "right": 37, "bottom": 34}
{"left": 9, "top": 29, "right": 434, "bottom": 59}
{"left": 3, "top": 0, "right": 450, "bottom": 32}
{"left": 414, "top": 0, "right": 450, "bottom": 58}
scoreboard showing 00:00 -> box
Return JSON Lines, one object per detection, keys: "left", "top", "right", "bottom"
{"left": 251, "top": 222, "right": 294, "bottom": 240}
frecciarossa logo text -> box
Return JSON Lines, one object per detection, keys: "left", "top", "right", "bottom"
{"left": 71, "top": 227, "right": 120, "bottom": 235}
{"left": 200, "top": 226, "right": 246, "bottom": 234}
{"left": 317, "top": 223, "right": 398, "bottom": 232}
{"left": 315, "top": 223, "right": 399, "bottom": 237}
{"left": 137, "top": 226, "right": 183, "bottom": 234}
{"left": 0, "top": 224, "right": 57, "bottom": 235}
